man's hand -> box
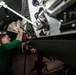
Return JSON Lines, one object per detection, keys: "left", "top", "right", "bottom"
{"left": 17, "top": 27, "right": 23, "bottom": 33}
{"left": 16, "top": 27, "right": 23, "bottom": 41}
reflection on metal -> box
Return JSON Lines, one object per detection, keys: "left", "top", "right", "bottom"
{"left": 47, "top": 0, "right": 76, "bottom": 15}
{"left": 49, "top": 0, "right": 63, "bottom": 10}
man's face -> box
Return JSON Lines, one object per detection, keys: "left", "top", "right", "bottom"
{"left": 1, "top": 35, "right": 11, "bottom": 44}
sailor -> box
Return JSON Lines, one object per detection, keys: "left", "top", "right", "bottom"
{"left": 0, "top": 27, "right": 23, "bottom": 75}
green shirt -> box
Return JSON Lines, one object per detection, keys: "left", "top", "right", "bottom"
{"left": 0, "top": 40, "right": 22, "bottom": 73}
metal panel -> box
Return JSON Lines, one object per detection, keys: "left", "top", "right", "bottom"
{"left": 29, "top": 34, "right": 76, "bottom": 68}
{"left": 49, "top": 0, "right": 63, "bottom": 10}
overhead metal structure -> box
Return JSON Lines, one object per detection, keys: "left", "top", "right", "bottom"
{"left": 0, "top": 0, "right": 22, "bottom": 31}
{"left": 29, "top": 33, "right": 76, "bottom": 69}
{"left": 0, "top": 0, "right": 22, "bottom": 22}
{"left": 0, "top": 0, "right": 36, "bottom": 31}
{"left": 29, "top": 0, "right": 76, "bottom": 69}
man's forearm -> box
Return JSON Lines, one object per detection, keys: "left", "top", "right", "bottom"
{"left": 16, "top": 32, "right": 23, "bottom": 41}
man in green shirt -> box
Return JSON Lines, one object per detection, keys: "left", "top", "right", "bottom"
{"left": 0, "top": 27, "right": 23, "bottom": 75}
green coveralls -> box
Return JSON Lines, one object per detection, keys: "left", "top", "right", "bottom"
{"left": 0, "top": 40, "right": 21, "bottom": 73}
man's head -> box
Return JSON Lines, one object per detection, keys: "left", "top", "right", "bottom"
{"left": 0, "top": 34, "right": 10, "bottom": 44}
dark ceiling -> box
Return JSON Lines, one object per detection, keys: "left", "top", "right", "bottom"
{"left": 0, "top": 0, "right": 22, "bottom": 31}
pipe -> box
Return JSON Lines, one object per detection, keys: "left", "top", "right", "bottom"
{"left": 0, "top": 1, "right": 37, "bottom": 27}
{"left": 6, "top": 6, "right": 36, "bottom": 26}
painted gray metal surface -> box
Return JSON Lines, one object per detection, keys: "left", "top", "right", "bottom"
{"left": 29, "top": 35, "right": 76, "bottom": 68}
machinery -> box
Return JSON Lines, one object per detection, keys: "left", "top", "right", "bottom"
{"left": 29, "top": 0, "right": 76, "bottom": 69}
{"left": 0, "top": 0, "right": 76, "bottom": 70}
